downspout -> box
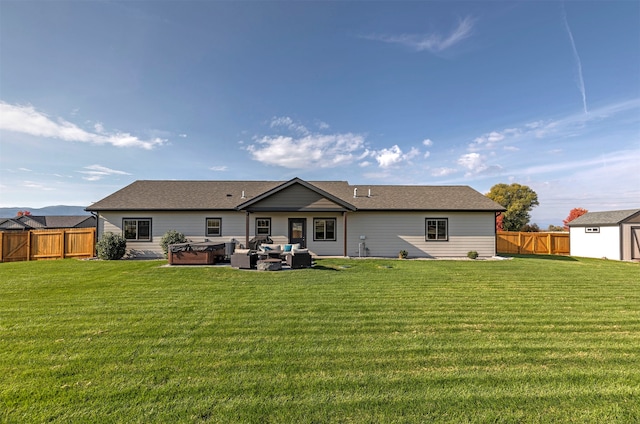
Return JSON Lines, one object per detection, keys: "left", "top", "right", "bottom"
{"left": 494, "top": 211, "right": 500, "bottom": 257}
{"left": 90, "top": 211, "right": 99, "bottom": 257}
{"left": 343, "top": 211, "right": 348, "bottom": 257}
{"left": 245, "top": 211, "right": 250, "bottom": 248}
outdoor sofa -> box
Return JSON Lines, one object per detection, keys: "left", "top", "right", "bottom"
{"left": 229, "top": 243, "right": 312, "bottom": 269}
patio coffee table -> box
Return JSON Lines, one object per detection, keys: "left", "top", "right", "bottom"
{"left": 256, "top": 258, "right": 282, "bottom": 271}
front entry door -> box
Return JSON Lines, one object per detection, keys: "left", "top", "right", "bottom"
{"left": 288, "top": 218, "right": 307, "bottom": 248}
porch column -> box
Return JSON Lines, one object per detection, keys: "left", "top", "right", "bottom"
{"left": 343, "top": 211, "right": 348, "bottom": 257}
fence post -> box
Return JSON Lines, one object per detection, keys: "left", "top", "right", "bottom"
{"left": 518, "top": 232, "right": 522, "bottom": 254}
{"left": 0, "top": 232, "right": 3, "bottom": 263}
{"left": 26, "top": 231, "right": 31, "bottom": 261}
{"left": 548, "top": 233, "right": 552, "bottom": 255}
{"left": 61, "top": 230, "right": 66, "bottom": 259}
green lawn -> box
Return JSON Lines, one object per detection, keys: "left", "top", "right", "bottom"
{"left": 0, "top": 257, "right": 638, "bottom": 423}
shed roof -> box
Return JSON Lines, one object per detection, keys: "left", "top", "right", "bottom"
{"left": 568, "top": 209, "right": 640, "bottom": 226}
{"left": 86, "top": 179, "right": 505, "bottom": 212}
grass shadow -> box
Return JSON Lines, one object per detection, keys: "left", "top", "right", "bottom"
{"left": 502, "top": 254, "right": 578, "bottom": 262}
{"left": 309, "top": 264, "right": 342, "bottom": 271}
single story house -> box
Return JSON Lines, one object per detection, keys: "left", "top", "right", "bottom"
{"left": 86, "top": 178, "right": 505, "bottom": 259}
{"left": 568, "top": 209, "right": 640, "bottom": 261}
{"left": 0, "top": 215, "right": 96, "bottom": 231}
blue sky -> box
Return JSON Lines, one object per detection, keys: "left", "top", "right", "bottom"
{"left": 1, "top": 1, "right": 638, "bottom": 226}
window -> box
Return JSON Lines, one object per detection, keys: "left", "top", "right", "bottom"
{"left": 123, "top": 218, "right": 151, "bottom": 241}
{"left": 426, "top": 218, "right": 448, "bottom": 241}
{"left": 585, "top": 227, "right": 600, "bottom": 233}
{"left": 256, "top": 218, "right": 271, "bottom": 236}
{"left": 206, "top": 218, "right": 222, "bottom": 237}
{"left": 314, "top": 218, "right": 336, "bottom": 241}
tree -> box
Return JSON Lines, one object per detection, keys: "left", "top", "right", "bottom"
{"left": 486, "top": 183, "right": 539, "bottom": 232}
{"left": 521, "top": 223, "right": 540, "bottom": 232}
{"left": 547, "top": 224, "right": 565, "bottom": 232}
{"left": 496, "top": 213, "right": 504, "bottom": 232}
{"left": 563, "top": 207, "right": 588, "bottom": 231}
{"left": 16, "top": 210, "right": 31, "bottom": 217}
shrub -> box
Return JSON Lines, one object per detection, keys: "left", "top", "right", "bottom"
{"left": 96, "top": 232, "right": 127, "bottom": 260}
{"left": 160, "top": 230, "right": 187, "bottom": 257}
{"left": 467, "top": 251, "right": 479, "bottom": 260}
{"left": 398, "top": 250, "right": 408, "bottom": 259}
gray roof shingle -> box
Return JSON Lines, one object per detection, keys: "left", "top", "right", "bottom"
{"left": 568, "top": 209, "right": 640, "bottom": 226}
{"left": 86, "top": 179, "right": 505, "bottom": 212}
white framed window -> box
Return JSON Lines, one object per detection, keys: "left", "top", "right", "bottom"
{"left": 426, "top": 218, "right": 448, "bottom": 241}
{"left": 585, "top": 227, "right": 600, "bottom": 233}
{"left": 314, "top": 218, "right": 336, "bottom": 241}
{"left": 256, "top": 218, "right": 271, "bottom": 236}
{"left": 206, "top": 218, "right": 222, "bottom": 237}
{"left": 123, "top": 218, "right": 151, "bottom": 241}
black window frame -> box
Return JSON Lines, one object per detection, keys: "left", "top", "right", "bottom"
{"left": 123, "top": 218, "right": 152, "bottom": 241}
{"left": 256, "top": 218, "right": 271, "bottom": 236}
{"left": 425, "top": 218, "right": 448, "bottom": 241}
{"left": 314, "top": 218, "right": 337, "bottom": 241}
{"left": 206, "top": 217, "right": 222, "bottom": 237}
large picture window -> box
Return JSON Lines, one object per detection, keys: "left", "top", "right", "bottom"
{"left": 123, "top": 218, "right": 151, "bottom": 241}
{"left": 426, "top": 218, "right": 448, "bottom": 241}
{"left": 314, "top": 218, "right": 336, "bottom": 241}
{"left": 206, "top": 218, "right": 222, "bottom": 237}
{"left": 256, "top": 218, "right": 271, "bottom": 236}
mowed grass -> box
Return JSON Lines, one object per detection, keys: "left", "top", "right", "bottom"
{"left": 0, "top": 257, "right": 638, "bottom": 423}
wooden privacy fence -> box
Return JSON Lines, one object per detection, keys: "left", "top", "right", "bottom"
{"left": 0, "top": 228, "right": 96, "bottom": 262}
{"left": 497, "top": 231, "right": 570, "bottom": 255}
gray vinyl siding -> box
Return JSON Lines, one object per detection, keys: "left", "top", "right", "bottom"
{"left": 97, "top": 210, "right": 497, "bottom": 258}
{"left": 249, "top": 184, "right": 345, "bottom": 211}
{"left": 99, "top": 211, "right": 247, "bottom": 258}
{"left": 346, "top": 211, "right": 496, "bottom": 258}
{"left": 249, "top": 212, "right": 344, "bottom": 256}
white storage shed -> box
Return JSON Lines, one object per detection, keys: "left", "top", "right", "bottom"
{"left": 568, "top": 209, "right": 640, "bottom": 261}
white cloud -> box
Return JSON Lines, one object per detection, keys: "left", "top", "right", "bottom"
{"left": 316, "top": 120, "right": 330, "bottom": 130}
{"left": 0, "top": 101, "right": 166, "bottom": 150}
{"left": 422, "top": 138, "right": 433, "bottom": 146}
{"left": 457, "top": 152, "right": 484, "bottom": 171}
{"left": 247, "top": 133, "right": 365, "bottom": 169}
{"left": 24, "top": 181, "right": 55, "bottom": 191}
{"left": 363, "top": 16, "right": 474, "bottom": 53}
{"left": 431, "top": 167, "right": 457, "bottom": 177}
{"left": 209, "top": 166, "right": 228, "bottom": 171}
{"left": 370, "top": 145, "right": 420, "bottom": 169}
{"left": 270, "top": 116, "right": 309, "bottom": 135}
{"left": 457, "top": 152, "right": 502, "bottom": 176}
{"left": 424, "top": 151, "right": 431, "bottom": 158}
{"left": 78, "top": 164, "right": 131, "bottom": 181}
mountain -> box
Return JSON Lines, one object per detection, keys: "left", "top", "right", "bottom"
{"left": 0, "top": 205, "right": 90, "bottom": 218}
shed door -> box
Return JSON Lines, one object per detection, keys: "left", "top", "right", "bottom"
{"left": 632, "top": 227, "right": 640, "bottom": 261}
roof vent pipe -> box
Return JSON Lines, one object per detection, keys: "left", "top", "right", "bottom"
{"left": 241, "top": 190, "right": 246, "bottom": 199}
{"left": 353, "top": 188, "right": 358, "bottom": 198}
{"left": 368, "top": 188, "right": 371, "bottom": 198}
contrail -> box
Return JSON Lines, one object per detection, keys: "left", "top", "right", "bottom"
{"left": 562, "top": 4, "right": 588, "bottom": 114}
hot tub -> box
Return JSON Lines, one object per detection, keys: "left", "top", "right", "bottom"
{"left": 168, "top": 242, "right": 227, "bottom": 265}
